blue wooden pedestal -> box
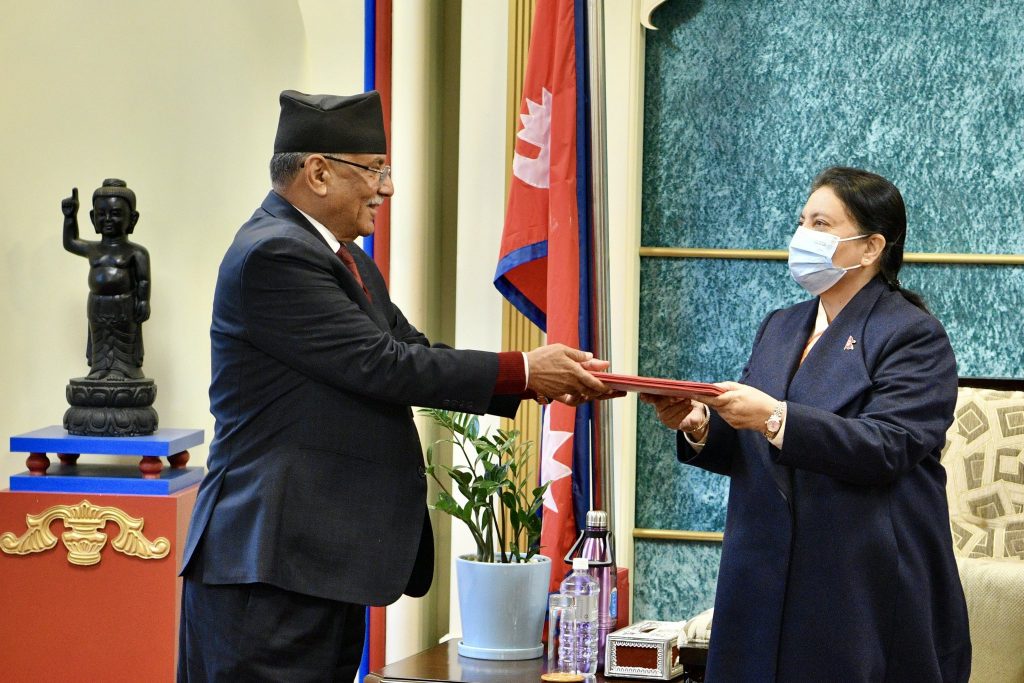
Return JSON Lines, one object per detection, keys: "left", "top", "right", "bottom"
{"left": 9, "top": 426, "right": 205, "bottom": 495}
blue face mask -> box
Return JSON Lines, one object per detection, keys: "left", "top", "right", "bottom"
{"left": 788, "top": 226, "right": 868, "bottom": 295}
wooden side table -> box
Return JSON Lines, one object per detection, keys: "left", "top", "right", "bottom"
{"left": 365, "top": 640, "right": 707, "bottom": 682}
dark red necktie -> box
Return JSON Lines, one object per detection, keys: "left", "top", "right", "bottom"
{"left": 335, "top": 245, "right": 372, "bottom": 301}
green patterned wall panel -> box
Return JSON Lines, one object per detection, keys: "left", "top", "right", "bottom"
{"left": 634, "top": 259, "right": 1024, "bottom": 618}
{"left": 636, "top": 257, "right": 801, "bottom": 530}
{"left": 635, "top": 259, "right": 1024, "bottom": 522}
{"left": 905, "top": 264, "right": 1024, "bottom": 377}
{"left": 642, "top": 0, "right": 1024, "bottom": 253}
{"left": 635, "top": 0, "right": 1024, "bottom": 623}
{"left": 634, "top": 539, "right": 721, "bottom": 622}
{"left": 638, "top": 258, "right": 803, "bottom": 384}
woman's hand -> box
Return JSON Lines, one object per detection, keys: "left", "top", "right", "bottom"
{"left": 698, "top": 381, "right": 777, "bottom": 432}
{"left": 639, "top": 394, "right": 707, "bottom": 433}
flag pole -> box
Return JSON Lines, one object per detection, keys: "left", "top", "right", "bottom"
{"left": 586, "top": 0, "right": 614, "bottom": 529}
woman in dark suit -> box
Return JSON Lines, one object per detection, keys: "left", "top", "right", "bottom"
{"left": 644, "top": 167, "right": 970, "bottom": 682}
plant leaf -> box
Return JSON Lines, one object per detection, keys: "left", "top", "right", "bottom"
{"left": 422, "top": 408, "right": 543, "bottom": 563}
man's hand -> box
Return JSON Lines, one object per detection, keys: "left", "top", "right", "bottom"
{"left": 554, "top": 362, "right": 627, "bottom": 406}
{"left": 526, "top": 344, "right": 613, "bottom": 404}
{"left": 698, "top": 381, "right": 777, "bottom": 431}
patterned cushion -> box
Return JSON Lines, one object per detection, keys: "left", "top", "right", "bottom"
{"left": 941, "top": 388, "right": 1024, "bottom": 560}
{"left": 954, "top": 557, "right": 1024, "bottom": 683}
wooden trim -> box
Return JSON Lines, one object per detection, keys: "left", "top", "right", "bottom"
{"left": 500, "top": 0, "right": 543, "bottom": 551}
{"left": 368, "top": 2, "right": 391, "bottom": 672}
{"left": 632, "top": 527, "right": 724, "bottom": 542}
{"left": 638, "top": 246, "right": 1024, "bottom": 265}
{"left": 902, "top": 252, "right": 1024, "bottom": 265}
{"left": 505, "top": 0, "right": 535, "bottom": 193}
{"left": 640, "top": 247, "right": 787, "bottom": 260}
{"left": 372, "top": 0, "right": 393, "bottom": 286}
{"left": 959, "top": 377, "right": 1024, "bottom": 391}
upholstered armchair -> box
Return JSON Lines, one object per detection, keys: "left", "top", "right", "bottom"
{"left": 941, "top": 378, "right": 1024, "bottom": 683}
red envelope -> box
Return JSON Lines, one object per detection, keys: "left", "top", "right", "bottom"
{"left": 592, "top": 372, "right": 724, "bottom": 398}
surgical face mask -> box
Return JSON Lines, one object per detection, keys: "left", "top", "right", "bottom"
{"left": 788, "top": 226, "right": 868, "bottom": 295}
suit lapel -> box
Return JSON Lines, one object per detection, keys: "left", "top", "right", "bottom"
{"left": 741, "top": 280, "right": 885, "bottom": 506}
{"left": 744, "top": 302, "right": 817, "bottom": 397}
{"left": 261, "top": 192, "right": 391, "bottom": 332}
{"left": 788, "top": 278, "right": 884, "bottom": 413}
{"left": 262, "top": 191, "right": 328, "bottom": 247}
{"left": 341, "top": 243, "right": 391, "bottom": 331}
{"left": 743, "top": 302, "right": 817, "bottom": 508}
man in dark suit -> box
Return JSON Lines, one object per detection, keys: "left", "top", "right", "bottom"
{"left": 177, "top": 90, "right": 611, "bottom": 682}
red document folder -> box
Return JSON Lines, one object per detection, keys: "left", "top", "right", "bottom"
{"left": 592, "top": 372, "right": 724, "bottom": 398}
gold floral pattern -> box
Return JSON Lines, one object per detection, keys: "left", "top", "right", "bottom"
{"left": 0, "top": 500, "right": 169, "bottom": 566}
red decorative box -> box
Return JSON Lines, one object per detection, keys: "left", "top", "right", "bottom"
{"left": 0, "top": 486, "right": 197, "bottom": 682}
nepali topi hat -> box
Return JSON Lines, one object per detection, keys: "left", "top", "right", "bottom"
{"left": 273, "top": 90, "right": 387, "bottom": 154}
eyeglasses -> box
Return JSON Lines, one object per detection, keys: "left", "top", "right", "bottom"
{"left": 320, "top": 154, "right": 391, "bottom": 182}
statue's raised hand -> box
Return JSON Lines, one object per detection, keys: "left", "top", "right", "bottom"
{"left": 62, "top": 187, "right": 79, "bottom": 218}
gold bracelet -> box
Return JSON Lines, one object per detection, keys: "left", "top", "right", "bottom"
{"left": 681, "top": 404, "right": 710, "bottom": 434}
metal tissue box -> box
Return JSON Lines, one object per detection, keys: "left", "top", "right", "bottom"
{"left": 604, "top": 620, "right": 686, "bottom": 680}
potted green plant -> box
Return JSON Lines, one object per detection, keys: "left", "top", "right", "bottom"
{"left": 420, "top": 408, "right": 552, "bottom": 661}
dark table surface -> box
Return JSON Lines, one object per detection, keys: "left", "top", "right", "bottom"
{"left": 364, "top": 639, "right": 706, "bottom": 683}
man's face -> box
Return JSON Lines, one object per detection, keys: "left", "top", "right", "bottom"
{"left": 323, "top": 153, "right": 393, "bottom": 242}
{"left": 90, "top": 196, "right": 135, "bottom": 237}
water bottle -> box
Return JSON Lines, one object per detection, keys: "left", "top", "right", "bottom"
{"left": 560, "top": 557, "right": 599, "bottom": 675}
{"left": 564, "top": 510, "right": 616, "bottom": 667}
{"left": 547, "top": 593, "right": 576, "bottom": 676}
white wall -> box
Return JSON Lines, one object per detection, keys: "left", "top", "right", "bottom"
{"left": 604, "top": 0, "right": 646, "bottom": 601}
{"left": 448, "top": 0, "right": 513, "bottom": 641}
{"left": 386, "top": 0, "right": 441, "bottom": 663}
{"left": 0, "top": 5, "right": 362, "bottom": 679}
{"left": 298, "top": 0, "right": 367, "bottom": 94}
{"left": 0, "top": 0, "right": 363, "bottom": 479}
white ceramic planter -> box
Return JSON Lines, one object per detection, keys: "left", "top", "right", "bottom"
{"left": 455, "top": 553, "right": 551, "bottom": 660}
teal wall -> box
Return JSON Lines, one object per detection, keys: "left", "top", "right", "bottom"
{"left": 635, "top": 0, "right": 1024, "bottom": 621}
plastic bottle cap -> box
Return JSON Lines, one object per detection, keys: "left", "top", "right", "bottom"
{"left": 572, "top": 557, "right": 589, "bottom": 571}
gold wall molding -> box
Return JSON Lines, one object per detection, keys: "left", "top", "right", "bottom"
{"left": 633, "top": 527, "right": 724, "bottom": 542}
{"left": 0, "top": 500, "right": 170, "bottom": 566}
{"left": 639, "top": 246, "right": 1024, "bottom": 265}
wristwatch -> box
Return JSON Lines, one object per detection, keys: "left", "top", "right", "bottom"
{"left": 764, "top": 402, "right": 785, "bottom": 440}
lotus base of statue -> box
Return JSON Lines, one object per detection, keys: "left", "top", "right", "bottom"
{"left": 63, "top": 377, "right": 159, "bottom": 437}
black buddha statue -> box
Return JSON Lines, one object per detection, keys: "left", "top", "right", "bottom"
{"left": 62, "top": 179, "right": 158, "bottom": 436}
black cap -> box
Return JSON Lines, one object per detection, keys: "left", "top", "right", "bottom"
{"left": 273, "top": 90, "right": 387, "bottom": 154}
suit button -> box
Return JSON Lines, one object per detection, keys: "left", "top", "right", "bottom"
{"left": 417, "top": 465, "right": 426, "bottom": 479}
